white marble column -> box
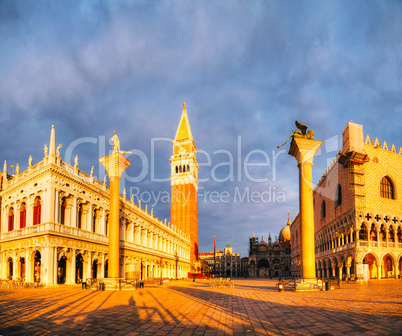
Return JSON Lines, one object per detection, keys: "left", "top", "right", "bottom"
{"left": 100, "top": 254, "right": 105, "bottom": 278}
{"left": 12, "top": 252, "right": 18, "bottom": 280}
{"left": 69, "top": 250, "right": 76, "bottom": 284}
{"left": 101, "top": 210, "right": 106, "bottom": 235}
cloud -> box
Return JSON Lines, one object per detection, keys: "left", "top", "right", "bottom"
{"left": 0, "top": 0, "right": 401, "bottom": 256}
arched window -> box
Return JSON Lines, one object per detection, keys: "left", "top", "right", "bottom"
{"left": 60, "top": 197, "right": 67, "bottom": 225}
{"left": 370, "top": 224, "right": 377, "bottom": 241}
{"left": 179, "top": 166, "right": 182, "bottom": 173}
{"left": 388, "top": 226, "right": 395, "bottom": 242}
{"left": 321, "top": 201, "right": 326, "bottom": 219}
{"left": 359, "top": 223, "right": 368, "bottom": 240}
{"left": 379, "top": 224, "right": 386, "bottom": 242}
{"left": 33, "top": 197, "right": 41, "bottom": 225}
{"left": 175, "top": 166, "right": 178, "bottom": 174}
{"left": 187, "top": 164, "right": 190, "bottom": 172}
{"left": 77, "top": 204, "right": 83, "bottom": 229}
{"left": 92, "top": 209, "right": 97, "bottom": 232}
{"left": 183, "top": 165, "right": 186, "bottom": 172}
{"left": 335, "top": 184, "right": 342, "bottom": 207}
{"left": 296, "top": 230, "right": 298, "bottom": 243}
{"left": 380, "top": 176, "right": 395, "bottom": 199}
{"left": 8, "top": 208, "right": 14, "bottom": 231}
{"left": 397, "top": 226, "right": 402, "bottom": 243}
{"left": 20, "top": 203, "right": 26, "bottom": 229}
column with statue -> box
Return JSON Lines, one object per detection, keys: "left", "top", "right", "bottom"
{"left": 279, "top": 121, "right": 322, "bottom": 281}
{"left": 99, "top": 132, "right": 131, "bottom": 279}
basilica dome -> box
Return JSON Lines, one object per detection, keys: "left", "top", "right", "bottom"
{"left": 279, "top": 217, "right": 291, "bottom": 242}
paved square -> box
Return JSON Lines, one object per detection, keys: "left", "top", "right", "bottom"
{"left": 0, "top": 279, "right": 401, "bottom": 336}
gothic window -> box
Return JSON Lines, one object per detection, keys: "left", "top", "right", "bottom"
{"left": 380, "top": 176, "right": 394, "bottom": 199}
{"left": 359, "top": 223, "right": 368, "bottom": 240}
{"left": 397, "top": 226, "right": 402, "bottom": 243}
{"left": 379, "top": 224, "right": 386, "bottom": 242}
{"left": 335, "top": 184, "right": 342, "bottom": 207}
{"left": 321, "top": 201, "right": 326, "bottom": 219}
{"left": 370, "top": 224, "right": 377, "bottom": 241}
{"left": 60, "top": 197, "right": 67, "bottom": 225}
{"left": 388, "top": 226, "right": 395, "bottom": 242}
{"left": 8, "top": 208, "right": 14, "bottom": 231}
{"left": 33, "top": 197, "right": 41, "bottom": 225}
{"left": 20, "top": 203, "right": 26, "bottom": 229}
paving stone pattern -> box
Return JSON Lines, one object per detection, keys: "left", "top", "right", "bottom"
{"left": 0, "top": 279, "right": 401, "bottom": 336}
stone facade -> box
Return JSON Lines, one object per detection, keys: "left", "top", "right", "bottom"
{"left": 248, "top": 221, "right": 292, "bottom": 278}
{"left": 291, "top": 122, "right": 402, "bottom": 279}
{"left": 199, "top": 244, "right": 241, "bottom": 277}
{"left": 0, "top": 115, "right": 194, "bottom": 285}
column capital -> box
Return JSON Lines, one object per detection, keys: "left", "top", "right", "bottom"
{"left": 99, "top": 152, "right": 131, "bottom": 179}
{"left": 289, "top": 137, "right": 322, "bottom": 165}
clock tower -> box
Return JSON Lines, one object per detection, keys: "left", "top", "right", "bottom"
{"left": 170, "top": 102, "right": 199, "bottom": 263}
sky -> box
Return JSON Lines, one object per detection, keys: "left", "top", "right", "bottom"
{"left": 0, "top": 1, "right": 401, "bottom": 257}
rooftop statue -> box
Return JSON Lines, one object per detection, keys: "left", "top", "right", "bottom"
{"left": 277, "top": 120, "right": 314, "bottom": 148}
{"left": 56, "top": 144, "right": 62, "bottom": 157}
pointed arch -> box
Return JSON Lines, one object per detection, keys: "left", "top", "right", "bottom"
{"left": 335, "top": 184, "right": 342, "bottom": 207}
{"left": 380, "top": 176, "right": 395, "bottom": 199}
{"left": 321, "top": 201, "right": 326, "bottom": 219}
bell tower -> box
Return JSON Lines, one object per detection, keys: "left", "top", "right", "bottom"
{"left": 170, "top": 102, "right": 199, "bottom": 263}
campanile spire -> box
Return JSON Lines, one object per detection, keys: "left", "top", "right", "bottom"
{"left": 170, "top": 102, "right": 199, "bottom": 263}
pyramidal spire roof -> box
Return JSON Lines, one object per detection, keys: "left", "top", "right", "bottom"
{"left": 174, "top": 102, "right": 193, "bottom": 142}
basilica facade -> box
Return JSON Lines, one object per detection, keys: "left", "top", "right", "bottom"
{"left": 247, "top": 219, "right": 292, "bottom": 278}
{"left": 0, "top": 104, "right": 198, "bottom": 285}
{"left": 291, "top": 122, "right": 402, "bottom": 280}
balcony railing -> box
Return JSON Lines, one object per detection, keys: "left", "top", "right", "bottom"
{"left": 0, "top": 222, "right": 108, "bottom": 243}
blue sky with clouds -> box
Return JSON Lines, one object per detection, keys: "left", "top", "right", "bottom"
{"left": 1, "top": 1, "right": 401, "bottom": 256}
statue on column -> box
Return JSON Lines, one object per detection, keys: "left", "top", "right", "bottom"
{"left": 277, "top": 120, "right": 314, "bottom": 148}
{"left": 111, "top": 132, "right": 120, "bottom": 153}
